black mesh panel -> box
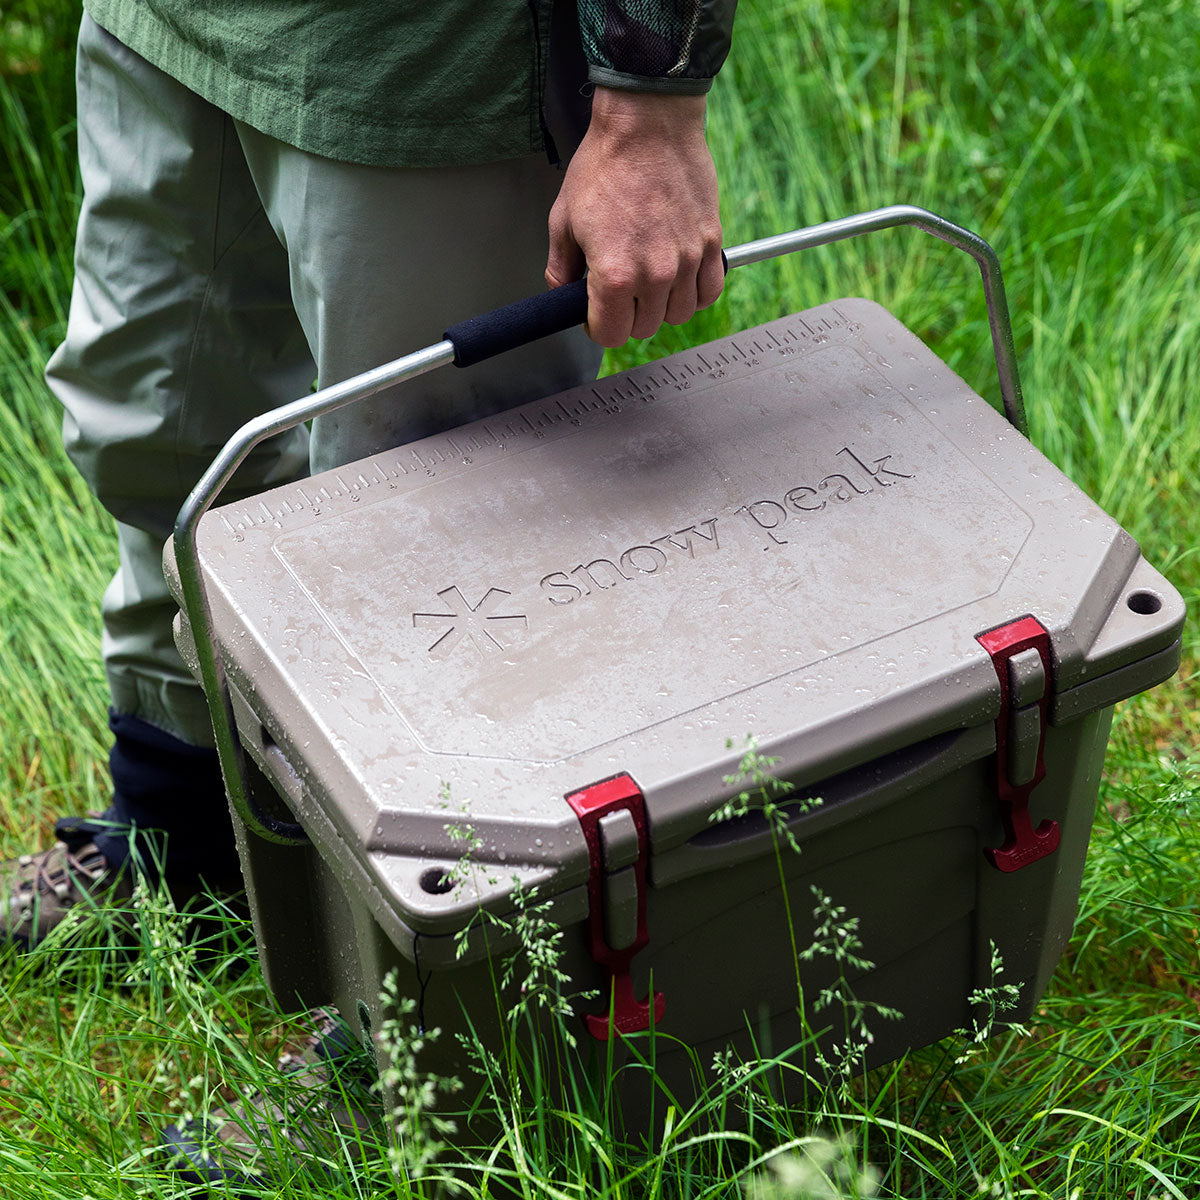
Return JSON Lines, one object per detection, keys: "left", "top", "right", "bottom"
{"left": 580, "top": 0, "right": 702, "bottom": 77}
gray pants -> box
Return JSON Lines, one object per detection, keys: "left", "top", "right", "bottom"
{"left": 48, "top": 15, "right": 601, "bottom": 749}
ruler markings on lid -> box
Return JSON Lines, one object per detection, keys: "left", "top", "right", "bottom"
{"left": 219, "top": 306, "right": 858, "bottom": 535}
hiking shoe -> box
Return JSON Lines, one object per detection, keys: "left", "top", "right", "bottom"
{"left": 159, "top": 1009, "right": 384, "bottom": 1189}
{"left": 0, "top": 816, "right": 134, "bottom": 948}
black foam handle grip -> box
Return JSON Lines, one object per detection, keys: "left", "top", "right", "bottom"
{"left": 444, "top": 253, "right": 728, "bottom": 369}
{"left": 445, "top": 278, "right": 589, "bottom": 368}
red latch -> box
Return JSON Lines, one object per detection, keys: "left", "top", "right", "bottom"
{"left": 565, "top": 773, "right": 665, "bottom": 1039}
{"left": 976, "top": 615, "right": 1060, "bottom": 872}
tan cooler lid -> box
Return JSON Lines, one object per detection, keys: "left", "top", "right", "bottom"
{"left": 174, "top": 298, "right": 1183, "bottom": 932}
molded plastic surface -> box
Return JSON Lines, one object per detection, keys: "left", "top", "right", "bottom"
{"left": 168, "top": 298, "right": 1184, "bottom": 940}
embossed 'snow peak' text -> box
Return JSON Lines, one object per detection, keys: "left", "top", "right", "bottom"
{"left": 410, "top": 442, "right": 914, "bottom": 657}
{"left": 735, "top": 445, "right": 914, "bottom": 546}
{"left": 539, "top": 518, "right": 721, "bottom": 606}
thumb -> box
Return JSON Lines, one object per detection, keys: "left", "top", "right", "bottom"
{"left": 546, "top": 211, "right": 587, "bottom": 290}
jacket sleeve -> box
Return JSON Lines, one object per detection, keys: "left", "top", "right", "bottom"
{"left": 577, "top": 0, "right": 736, "bottom": 95}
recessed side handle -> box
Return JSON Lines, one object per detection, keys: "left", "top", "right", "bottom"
{"left": 653, "top": 725, "right": 996, "bottom": 889}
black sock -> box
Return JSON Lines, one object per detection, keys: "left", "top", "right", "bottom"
{"left": 80, "top": 710, "right": 241, "bottom": 887}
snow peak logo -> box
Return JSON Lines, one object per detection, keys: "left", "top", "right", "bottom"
{"left": 735, "top": 446, "right": 913, "bottom": 547}
{"left": 413, "top": 587, "right": 528, "bottom": 660}
{"left": 538, "top": 519, "right": 721, "bottom": 606}
{"left": 411, "top": 443, "right": 914, "bottom": 651}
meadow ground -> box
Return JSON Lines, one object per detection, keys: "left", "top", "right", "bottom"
{"left": 1, "top": 2, "right": 1197, "bottom": 1196}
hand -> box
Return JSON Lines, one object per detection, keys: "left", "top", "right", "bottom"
{"left": 545, "top": 87, "right": 724, "bottom": 348}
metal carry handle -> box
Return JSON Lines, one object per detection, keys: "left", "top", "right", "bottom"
{"left": 174, "top": 204, "right": 1026, "bottom": 844}
{"left": 444, "top": 252, "right": 730, "bottom": 366}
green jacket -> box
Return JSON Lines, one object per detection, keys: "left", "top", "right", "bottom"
{"left": 83, "top": 0, "right": 737, "bottom": 169}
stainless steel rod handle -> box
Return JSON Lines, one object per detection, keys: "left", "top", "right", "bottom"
{"left": 174, "top": 340, "right": 458, "bottom": 843}
{"left": 723, "top": 204, "right": 1026, "bottom": 433}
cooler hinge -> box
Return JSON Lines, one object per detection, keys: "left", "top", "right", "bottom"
{"left": 565, "top": 773, "right": 665, "bottom": 1039}
{"left": 977, "top": 615, "right": 1060, "bottom": 872}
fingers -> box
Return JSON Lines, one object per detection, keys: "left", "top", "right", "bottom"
{"left": 663, "top": 254, "right": 701, "bottom": 328}
{"left": 545, "top": 200, "right": 586, "bottom": 291}
{"left": 586, "top": 263, "right": 670, "bottom": 348}
{"left": 585, "top": 264, "right": 637, "bottom": 348}
{"left": 585, "top": 237, "right": 723, "bottom": 348}
{"left": 695, "top": 239, "right": 726, "bottom": 312}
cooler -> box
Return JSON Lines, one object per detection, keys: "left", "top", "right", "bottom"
{"left": 165, "top": 209, "right": 1185, "bottom": 1116}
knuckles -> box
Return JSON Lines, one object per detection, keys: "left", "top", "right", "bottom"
{"left": 643, "top": 263, "right": 679, "bottom": 293}
{"left": 591, "top": 266, "right": 639, "bottom": 299}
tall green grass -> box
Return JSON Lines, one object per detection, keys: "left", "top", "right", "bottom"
{"left": 2, "top": 0, "right": 1198, "bottom": 1196}
{"left": 1, "top": 1, "right": 113, "bottom": 831}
